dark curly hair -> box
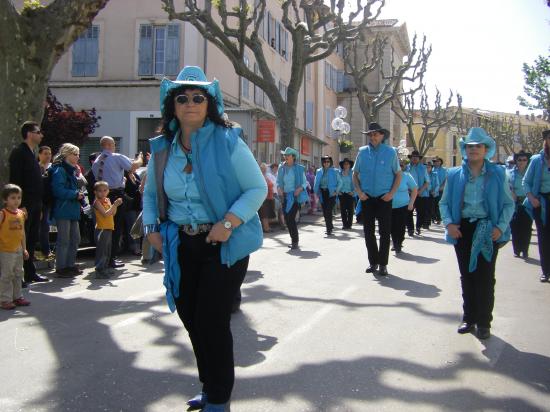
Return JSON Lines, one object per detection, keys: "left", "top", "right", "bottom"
{"left": 160, "top": 85, "right": 232, "bottom": 139}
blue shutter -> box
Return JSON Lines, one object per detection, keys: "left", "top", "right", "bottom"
{"left": 154, "top": 26, "right": 166, "bottom": 75}
{"left": 337, "top": 70, "right": 344, "bottom": 92}
{"left": 275, "top": 21, "right": 280, "bottom": 53}
{"left": 85, "top": 26, "right": 99, "bottom": 76}
{"left": 165, "top": 24, "right": 180, "bottom": 75}
{"left": 72, "top": 32, "right": 86, "bottom": 76}
{"left": 306, "top": 101, "right": 314, "bottom": 131}
{"left": 138, "top": 25, "right": 153, "bottom": 76}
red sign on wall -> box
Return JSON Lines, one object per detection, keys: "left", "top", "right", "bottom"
{"left": 301, "top": 136, "right": 310, "bottom": 156}
{"left": 256, "top": 120, "right": 276, "bottom": 143}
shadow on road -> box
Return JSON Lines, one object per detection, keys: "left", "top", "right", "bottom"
{"left": 395, "top": 251, "right": 440, "bottom": 264}
{"left": 375, "top": 273, "right": 442, "bottom": 298}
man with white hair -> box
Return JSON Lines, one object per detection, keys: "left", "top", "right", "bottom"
{"left": 92, "top": 136, "right": 142, "bottom": 267}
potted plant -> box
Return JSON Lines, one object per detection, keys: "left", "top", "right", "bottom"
{"left": 338, "top": 139, "right": 353, "bottom": 153}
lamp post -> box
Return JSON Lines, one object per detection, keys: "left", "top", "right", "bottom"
{"left": 331, "top": 106, "right": 352, "bottom": 160}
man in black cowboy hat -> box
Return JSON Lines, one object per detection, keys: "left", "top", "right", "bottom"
{"left": 406, "top": 150, "right": 430, "bottom": 235}
{"left": 353, "top": 122, "right": 401, "bottom": 276}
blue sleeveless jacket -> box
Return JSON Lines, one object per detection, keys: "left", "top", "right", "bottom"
{"left": 522, "top": 152, "right": 548, "bottom": 225}
{"left": 356, "top": 143, "right": 398, "bottom": 197}
{"left": 313, "top": 167, "right": 339, "bottom": 203}
{"left": 277, "top": 163, "right": 309, "bottom": 204}
{"left": 442, "top": 161, "right": 512, "bottom": 244}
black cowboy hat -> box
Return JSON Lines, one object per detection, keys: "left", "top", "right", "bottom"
{"left": 361, "top": 122, "right": 390, "bottom": 139}
{"left": 339, "top": 157, "right": 354, "bottom": 169}
{"left": 407, "top": 150, "right": 423, "bottom": 160}
{"left": 513, "top": 150, "right": 532, "bottom": 162}
{"left": 321, "top": 155, "right": 333, "bottom": 166}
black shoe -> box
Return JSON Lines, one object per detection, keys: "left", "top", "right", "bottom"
{"left": 457, "top": 322, "right": 475, "bottom": 334}
{"left": 522, "top": 251, "right": 529, "bottom": 259}
{"left": 187, "top": 391, "right": 207, "bottom": 410}
{"left": 395, "top": 247, "right": 402, "bottom": 253}
{"left": 109, "top": 260, "right": 125, "bottom": 268}
{"left": 476, "top": 327, "right": 491, "bottom": 340}
{"left": 391, "top": 245, "right": 396, "bottom": 251}
{"left": 415, "top": 229, "right": 421, "bottom": 235}
{"left": 366, "top": 264, "right": 378, "bottom": 273}
{"left": 408, "top": 231, "right": 414, "bottom": 237}
{"left": 22, "top": 281, "right": 28, "bottom": 289}
{"left": 290, "top": 243, "right": 299, "bottom": 250}
{"left": 513, "top": 253, "right": 521, "bottom": 258}
{"left": 30, "top": 274, "right": 49, "bottom": 283}
{"left": 540, "top": 274, "right": 549, "bottom": 282}
{"left": 378, "top": 266, "right": 388, "bottom": 276}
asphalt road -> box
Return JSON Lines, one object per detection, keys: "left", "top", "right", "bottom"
{"left": 1, "top": 214, "right": 549, "bottom": 412}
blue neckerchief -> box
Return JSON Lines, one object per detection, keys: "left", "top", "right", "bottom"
{"left": 285, "top": 191, "right": 296, "bottom": 213}
{"left": 160, "top": 220, "right": 181, "bottom": 312}
{"left": 469, "top": 218, "right": 493, "bottom": 272}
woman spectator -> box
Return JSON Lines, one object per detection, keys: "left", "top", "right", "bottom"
{"left": 142, "top": 66, "right": 266, "bottom": 411}
{"left": 38, "top": 146, "right": 53, "bottom": 260}
{"left": 338, "top": 158, "right": 356, "bottom": 230}
{"left": 507, "top": 151, "right": 532, "bottom": 258}
{"left": 258, "top": 163, "right": 275, "bottom": 232}
{"left": 50, "top": 143, "right": 86, "bottom": 278}
{"left": 440, "top": 128, "right": 514, "bottom": 339}
{"left": 391, "top": 159, "right": 418, "bottom": 253}
{"left": 523, "top": 129, "right": 550, "bottom": 282}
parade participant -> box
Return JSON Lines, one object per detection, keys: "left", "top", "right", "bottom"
{"left": 142, "top": 66, "right": 266, "bottom": 412}
{"left": 277, "top": 147, "right": 308, "bottom": 249}
{"left": 8, "top": 121, "right": 48, "bottom": 285}
{"left": 391, "top": 159, "right": 418, "bottom": 253}
{"left": 432, "top": 156, "right": 447, "bottom": 224}
{"left": 314, "top": 155, "right": 342, "bottom": 235}
{"left": 338, "top": 158, "right": 356, "bottom": 230}
{"left": 50, "top": 143, "right": 86, "bottom": 278}
{"left": 507, "top": 151, "right": 532, "bottom": 258}
{"left": 440, "top": 127, "right": 514, "bottom": 339}
{"left": 406, "top": 150, "right": 430, "bottom": 235}
{"left": 353, "top": 122, "right": 401, "bottom": 276}
{"left": 258, "top": 163, "right": 276, "bottom": 233}
{"left": 523, "top": 130, "right": 550, "bottom": 282}
{"left": 425, "top": 161, "right": 440, "bottom": 229}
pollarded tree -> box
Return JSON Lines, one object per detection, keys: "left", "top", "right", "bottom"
{"left": 344, "top": 30, "right": 431, "bottom": 125}
{"left": 160, "top": 0, "right": 385, "bottom": 149}
{"left": 0, "top": 0, "right": 110, "bottom": 185}
{"left": 517, "top": 52, "right": 550, "bottom": 121}
{"left": 392, "top": 85, "right": 462, "bottom": 157}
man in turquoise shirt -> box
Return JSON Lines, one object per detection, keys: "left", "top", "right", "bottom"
{"left": 353, "top": 123, "right": 401, "bottom": 276}
{"left": 406, "top": 150, "right": 430, "bottom": 235}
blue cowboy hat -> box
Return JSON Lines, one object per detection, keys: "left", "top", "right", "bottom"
{"left": 459, "top": 127, "right": 496, "bottom": 160}
{"left": 159, "top": 66, "right": 224, "bottom": 118}
{"left": 281, "top": 147, "right": 300, "bottom": 159}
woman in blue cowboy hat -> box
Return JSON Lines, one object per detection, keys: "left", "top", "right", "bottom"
{"left": 440, "top": 127, "right": 514, "bottom": 340}
{"left": 277, "top": 147, "right": 308, "bottom": 249}
{"left": 507, "top": 151, "right": 533, "bottom": 259}
{"left": 142, "top": 66, "right": 267, "bottom": 411}
{"left": 523, "top": 129, "right": 550, "bottom": 282}
{"left": 314, "top": 155, "right": 342, "bottom": 235}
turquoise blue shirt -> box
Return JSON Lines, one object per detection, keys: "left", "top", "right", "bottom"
{"left": 462, "top": 165, "right": 489, "bottom": 221}
{"left": 434, "top": 166, "right": 447, "bottom": 192}
{"left": 408, "top": 163, "right": 430, "bottom": 198}
{"left": 320, "top": 169, "right": 329, "bottom": 189}
{"left": 392, "top": 172, "right": 417, "bottom": 209}
{"left": 353, "top": 143, "right": 400, "bottom": 197}
{"left": 340, "top": 171, "right": 354, "bottom": 193}
{"left": 509, "top": 168, "right": 527, "bottom": 197}
{"left": 279, "top": 165, "right": 307, "bottom": 193}
{"left": 542, "top": 160, "right": 550, "bottom": 193}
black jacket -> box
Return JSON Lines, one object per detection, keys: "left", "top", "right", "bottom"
{"left": 9, "top": 142, "right": 43, "bottom": 208}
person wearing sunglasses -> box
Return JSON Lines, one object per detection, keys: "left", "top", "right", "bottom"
{"left": 507, "top": 151, "right": 532, "bottom": 259}
{"left": 523, "top": 129, "right": 550, "bottom": 282}
{"left": 314, "top": 155, "right": 342, "bottom": 235}
{"left": 440, "top": 127, "right": 514, "bottom": 340}
{"left": 142, "top": 66, "right": 266, "bottom": 412}
{"left": 8, "top": 121, "right": 49, "bottom": 285}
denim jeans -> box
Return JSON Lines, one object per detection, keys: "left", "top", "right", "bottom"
{"left": 55, "top": 219, "right": 80, "bottom": 270}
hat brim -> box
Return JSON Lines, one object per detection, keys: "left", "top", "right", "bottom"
{"left": 361, "top": 128, "right": 389, "bottom": 135}
{"left": 459, "top": 139, "right": 496, "bottom": 160}
{"left": 407, "top": 154, "right": 423, "bottom": 159}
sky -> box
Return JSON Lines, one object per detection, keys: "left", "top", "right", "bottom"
{"left": 374, "top": 0, "right": 550, "bottom": 115}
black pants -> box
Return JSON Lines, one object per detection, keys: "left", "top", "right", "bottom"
{"left": 391, "top": 206, "right": 408, "bottom": 250}
{"left": 407, "top": 196, "right": 426, "bottom": 233}
{"left": 510, "top": 202, "right": 533, "bottom": 256}
{"left": 339, "top": 193, "right": 355, "bottom": 229}
{"left": 108, "top": 189, "right": 126, "bottom": 260}
{"left": 283, "top": 198, "right": 299, "bottom": 244}
{"left": 361, "top": 196, "right": 392, "bottom": 266}
{"left": 434, "top": 193, "right": 443, "bottom": 222}
{"left": 320, "top": 189, "right": 336, "bottom": 232}
{"left": 175, "top": 231, "right": 248, "bottom": 404}
{"left": 454, "top": 219, "right": 498, "bottom": 328}
{"left": 23, "top": 204, "right": 41, "bottom": 281}
{"left": 533, "top": 193, "right": 550, "bottom": 276}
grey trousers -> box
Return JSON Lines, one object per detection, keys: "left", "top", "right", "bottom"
{"left": 0, "top": 250, "right": 24, "bottom": 302}
{"left": 95, "top": 229, "right": 112, "bottom": 271}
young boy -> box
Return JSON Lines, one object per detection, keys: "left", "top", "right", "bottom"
{"left": 0, "top": 184, "right": 30, "bottom": 310}
{"left": 93, "top": 181, "right": 122, "bottom": 279}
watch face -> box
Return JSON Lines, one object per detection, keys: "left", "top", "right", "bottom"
{"left": 224, "top": 220, "right": 232, "bottom": 229}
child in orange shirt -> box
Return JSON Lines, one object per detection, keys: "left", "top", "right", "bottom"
{"left": 93, "top": 181, "right": 122, "bottom": 279}
{"left": 0, "top": 184, "right": 30, "bottom": 310}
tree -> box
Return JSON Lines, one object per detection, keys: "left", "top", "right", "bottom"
{"left": 391, "top": 85, "right": 462, "bottom": 156}
{"left": 41, "top": 89, "right": 101, "bottom": 154}
{"left": 344, "top": 30, "right": 431, "bottom": 126}
{"left": 517, "top": 52, "right": 550, "bottom": 121}
{"left": 0, "top": 0, "right": 110, "bottom": 185}
{"left": 160, "top": 0, "right": 385, "bottom": 149}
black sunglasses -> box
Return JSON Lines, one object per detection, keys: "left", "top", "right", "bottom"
{"left": 32, "top": 129, "right": 43, "bottom": 134}
{"left": 175, "top": 94, "right": 207, "bottom": 105}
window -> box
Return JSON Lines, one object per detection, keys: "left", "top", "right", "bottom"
{"left": 139, "top": 24, "right": 180, "bottom": 76}
{"left": 337, "top": 70, "right": 344, "bottom": 92}
{"left": 331, "top": 65, "right": 337, "bottom": 90}
{"left": 325, "top": 107, "right": 332, "bottom": 136}
{"left": 278, "top": 80, "right": 287, "bottom": 102}
{"left": 242, "top": 55, "right": 250, "bottom": 99}
{"left": 305, "top": 101, "right": 314, "bottom": 131}
{"left": 72, "top": 25, "right": 99, "bottom": 77}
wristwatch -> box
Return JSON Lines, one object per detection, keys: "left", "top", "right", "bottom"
{"left": 221, "top": 218, "right": 233, "bottom": 231}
